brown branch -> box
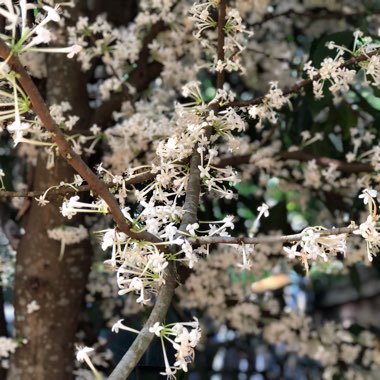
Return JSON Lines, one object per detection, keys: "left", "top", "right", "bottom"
{"left": 92, "top": 20, "right": 168, "bottom": 127}
{"left": 250, "top": 8, "right": 377, "bottom": 29}
{"left": 108, "top": 264, "right": 177, "bottom": 380}
{"left": 279, "top": 151, "right": 373, "bottom": 173}
{"left": 246, "top": 47, "right": 291, "bottom": 63}
{"left": 216, "top": 0, "right": 227, "bottom": 91}
{"left": 0, "top": 170, "right": 156, "bottom": 199}
{"left": 225, "top": 48, "right": 380, "bottom": 108}
{"left": 0, "top": 40, "right": 159, "bottom": 243}
{"left": 217, "top": 151, "right": 374, "bottom": 174}
{"left": 1, "top": 148, "right": 372, "bottom": 201}
{"left": 108, "top": 118, "right": 207, "bottom": 380}
{"left": 0, "top": 185, "right": 92, "bottom": 199}
{"left": 190, "top": 226, "right": 355, "bottom": 245}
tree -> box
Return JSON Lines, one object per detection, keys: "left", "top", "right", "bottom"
{"left": 0, "top": 0, "right": 380, "bottom": 379}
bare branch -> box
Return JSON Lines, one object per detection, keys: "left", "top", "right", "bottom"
{"left": 190, "top": 226, "right": 355, "bottom": 245}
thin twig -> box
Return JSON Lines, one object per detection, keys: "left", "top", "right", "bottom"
{"left": 216, "top": 0, "right": 227, "bottom": 91}
{"left": 190, "top": 226, "right": 355, "bottom": 245}
{"left": 246, "top": 47, "right": 291, "bottom": 63}
{"left": 225, "top": 48, "right": 380, "bottom": 108}
{"left": 279, "top": 151, "right": 373, "bottom": 173}
{"left": 217, "top": 151, "right": 374, "bottom": 174}
{"left": 0, "top": 170, "right": 156, "bottom": 199}
{"left": 250, "top": 8, "right": 377, "bottom": 29}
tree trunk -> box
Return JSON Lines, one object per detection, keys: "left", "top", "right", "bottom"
{"left": 8, "top": 4, "right": 93, "bottom": 379}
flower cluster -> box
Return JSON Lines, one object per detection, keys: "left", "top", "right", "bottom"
{"left": 61, "top": 196, "right": 108, "bottom": 219}
{"left": 283, "top": 227, "right": 347, "bottom": 273}
{"left": 353, "top": 188, "right": 380, "bottom": 262}
{"left": 304, "top": 31, "right": 380, "bottom": 103}
{"left": 47, "top": 224, "right": 88, "bottom": 260}
{"left": 149, "top": 318, "right": 202, "bottom": 377}
{"left": 190, "top": 1, "right": 253, "bottom": 74}
{"left": 0, "top": 337, "right": 18, "bottom": 369}
{"left": 248, "top": 81, "right": 291, "bottom": 129}
{"left": 304, "top": 50, "right": 356, "bottom": 102}
{"left": 0, "top": 2, "right": 81, "bottom": 57}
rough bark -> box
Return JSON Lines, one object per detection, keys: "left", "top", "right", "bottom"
{"left": 8, "top": 4, "right": 93, "bottom": 379}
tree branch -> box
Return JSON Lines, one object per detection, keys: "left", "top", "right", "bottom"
{"left": 225, "top": 49, "right": 380, "bottom": 108}
{"left": 250, "top": 7, "right": 379, "bottom": 29}
{"left": 0, "top": 40, "right": 159, "bottom": 243}
{"left": 190, "top": 226, "right": 355, "bottom": 245}
{"left": 107, "top": 3, "right": 225, "bottom": 367}
{"left": 279, "top": 151, "right": 373, "bottom": 173}
{"left": 1, "top": 147, "right": 372, "bottom": 200}
{"left": 217, "top": 151, "right": 374, "bottom": 173}
{"left": 108, "top": 107, "right": 206, "bottom": 380}
{"left": 216, "top": 0, "right": 227, "bottom": 91}
{"left": 108, "top": 264, "right": 177, "bottom": 380}
{"left": 0, "top": 170, "right": 156, "bottom": 199}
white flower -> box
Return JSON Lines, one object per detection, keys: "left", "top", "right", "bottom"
{"left": 257, "top": 203, "right": 269, "bottom": 218}
{"left": 149, "top": 322, "right": 164, "bottom": 337}
{"left": 0, "top": 337, "right": 17, "bottom": 358}
{"left": 353, "top": 215, "right": 379, "bottom": 241}
{"left": 27, "top": 300, "right": 40, "bottom": 314}
{"left": 43, "top": 5, "right": 61, "bottom": 23}
{"left": 73, "top": 175, "right": 83, "bottom": 186}
{"left": 61, "top": 196, "right": 107, "bottom": 219}
{"left": 111, "top": 319, "right": 124, "bottom": 334}
{"left": 111, "top": 319, "right": 140, "bottom": 335}
{"left": 35, "top": 195, "right": 50, "bottom": 207}
{"left": 76, "top": 346, "right": 94, "bottom": 362}
{"left": 67, "top": 44, "right": 82, "bottom": 58}
{"left": 283, "top": 244, "right": 300, "bottom": 259}
{"left": 358, "top": 188, "right": 377, "bottom": 205}
{"left": 30, "top": 26, "right": 52, "bottom": 45}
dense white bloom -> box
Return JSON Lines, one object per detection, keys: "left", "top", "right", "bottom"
{"left": 152, "top": 318, "right": 201, "bottom": 376}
